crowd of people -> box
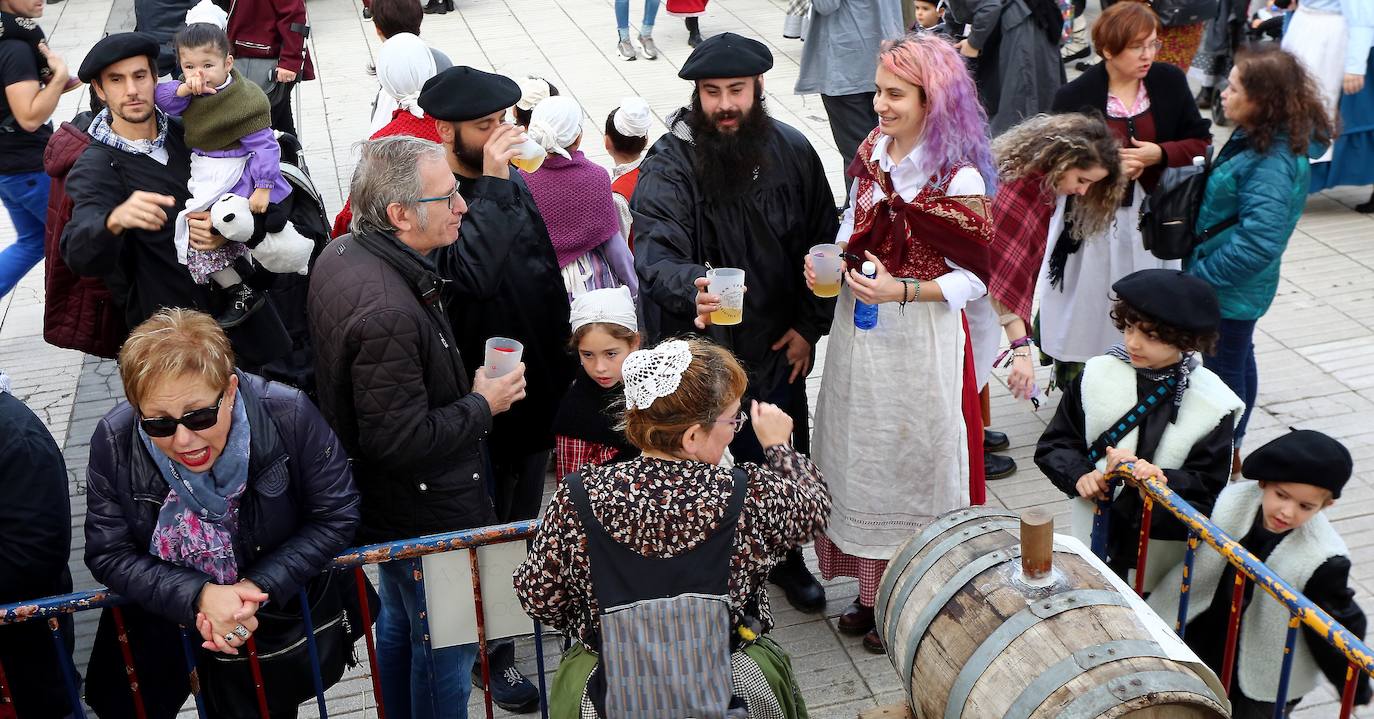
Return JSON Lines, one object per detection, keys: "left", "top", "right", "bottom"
{"left": 0, "top": 0, "right": 1372, "bottom": 716}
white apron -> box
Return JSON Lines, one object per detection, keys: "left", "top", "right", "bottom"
{"left": 814, "top": 284, "right": 971, "bottom": 560}
{"left": 175, "top": 154, "right": 250, "bottom": 265}
{"left": 1282, "top": 5, "right": 1347, "bottom": 164}
{"left": 1037, "top": 184, "right": 1179, "bottom": 364}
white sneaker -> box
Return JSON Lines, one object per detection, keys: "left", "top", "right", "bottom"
{"left": 617, "top": 39, "right": 637, "bottom": 61}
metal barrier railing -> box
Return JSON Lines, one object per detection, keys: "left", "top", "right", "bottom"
{"left": 0, "top": 519, "right": 544, "bottom": 719}
{"left": 1093, "top": 465, "right": 1373, "bottom": 718}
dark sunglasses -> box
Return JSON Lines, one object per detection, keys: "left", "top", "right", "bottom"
{"left": 140, "top": 391, "right": 225, "bottom": 438}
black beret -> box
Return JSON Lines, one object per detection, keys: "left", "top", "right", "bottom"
{"left": 1242, "top": 429, "right": 1353, "bottom": 498}
{"left": 78, "top": 32, "right": 160, "bottom": 83}
{"left": 418, "top": 66, "right": 522, "bottom": 123}
{"left": 678, "top": 32, "right": 774, "bottom": 81}
{"left": 1111, "top": 269, "right": 1220, "bottom": 334}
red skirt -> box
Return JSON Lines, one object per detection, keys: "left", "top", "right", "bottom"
{"left": 665, "top": 0, "right": 708, "bottom": 15}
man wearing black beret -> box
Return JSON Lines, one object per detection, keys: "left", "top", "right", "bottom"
{"left": 1148, "top": 428, "right": 1370, "bottom": 716}
{"left": 630, "top": 32, "right": 836, "bottom": 614}
{"left": 1036, "top": 268, "right": 1244, "bottom": 585}
{"left": 417, "top": 65, "right": 570, "bottom": 713}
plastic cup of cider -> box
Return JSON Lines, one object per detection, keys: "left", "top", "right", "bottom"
{"left": 510, "top": 136, "right": 546, "bottom": 172}
{"left": 809, "top": 243, "right": 843, "bottom": 298}
{"left": 484, "top": 337, "right": 524, "bottom": 377}
{"left": 706, "top": 267, "right": 745, "bottom": 325}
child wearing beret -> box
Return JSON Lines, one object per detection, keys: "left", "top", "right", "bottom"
{"left": 1036, "top": 269, "right": 1244, "bottom": 587}
{"left": 1148, "top": 430, "right": 1371, "bottom": 717}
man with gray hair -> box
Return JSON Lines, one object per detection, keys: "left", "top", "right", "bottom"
{"left": 307, "top": 135, "right": 527, "bottom": 719}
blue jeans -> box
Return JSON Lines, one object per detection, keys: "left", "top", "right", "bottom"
{"left": 376, "top": 560, "right": 479, "bottom": 719}
{"left": 615, "top": 0, "right": 660, "bottom": 32}
{"left": 1204, "top": 318, "right": 1259, "bottom": 444}
{"left": 0, "top": 171, "right": 50, "bottom": 299}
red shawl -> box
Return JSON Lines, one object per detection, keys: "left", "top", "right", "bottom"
{"left": 987, "top": 174, "right": 1058, "bottom": 327}
{"left": 844, "top": 129, "right": 993, "bottom": 283}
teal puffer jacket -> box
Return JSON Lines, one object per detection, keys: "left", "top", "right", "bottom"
{"left": 1186, "top": 131, "right": 1311, "bottom": 321}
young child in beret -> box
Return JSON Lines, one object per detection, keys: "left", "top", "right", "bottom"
{"left": 1148, "top": 429, "right": 1371, "bottom": 717}
{"left": 1035, "top": 268, "right": 1244, "bottom": 587}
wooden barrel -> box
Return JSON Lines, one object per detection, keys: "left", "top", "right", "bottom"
{"left": 875, "top": 507, "right": 1229, "bottom": 719}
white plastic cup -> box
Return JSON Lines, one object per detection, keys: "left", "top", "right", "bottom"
{"left": 510, "top": 136, "right": 546, "bottom": 172}
{"left": 484, "top": 337, "right": 524, "bottom": 377}
{"left": 706, "top": 267, "right": 746, "bottom": 326}
{"left": 809, "top": 243, "right": 843, "bottom": 298}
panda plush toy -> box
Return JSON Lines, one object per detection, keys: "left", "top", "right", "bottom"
{"left": 209, "top": 193, "right": 314, "bottom": 275}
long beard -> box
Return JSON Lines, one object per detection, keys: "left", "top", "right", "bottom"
{"left": 687, "top": 99, "right": 772, "bottom": 200}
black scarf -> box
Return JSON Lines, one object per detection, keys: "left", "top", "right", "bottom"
{"left": 1024, "top": 0, "right": 1067, "bottom": 47}
{"left": 551, "top": 375, "right": 639, "bottom": 460}
{"left": 1046, "top": 196, "right": 1077, "bottom": 290}
{"left": 0, "top": 13, "right": 51, "bottom": 83}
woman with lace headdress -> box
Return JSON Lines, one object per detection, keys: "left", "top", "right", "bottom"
{"left": 515, "top": 337, "right": 828, "bottom": 719}
{"left": 520, "top": 95, "right": 638, "bottom": 300}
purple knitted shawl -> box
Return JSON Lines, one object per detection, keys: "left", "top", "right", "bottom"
{"left": 520, "top": 150, "right": 620, "bottom": 268}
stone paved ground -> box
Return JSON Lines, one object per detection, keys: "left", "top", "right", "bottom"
{"left": 1, "top": 0, "right": 1371, "bottom": 715}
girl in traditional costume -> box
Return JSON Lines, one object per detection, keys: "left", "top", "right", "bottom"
{"left": 807, "top": 32, "right": 996, "bottom": 653}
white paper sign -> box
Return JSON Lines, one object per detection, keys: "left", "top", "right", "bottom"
{"left": 421, "top": 542, "right": 534, "bottom": 649}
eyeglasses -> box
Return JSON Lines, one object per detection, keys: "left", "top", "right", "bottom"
{"left": 716, "top": 410, "right": 749, "bottom": 434}
{"left": 140, "top": 392, "right": 225, "bottom": 438}
{"left": 416, "top": 185, "right": 461, "bottom": 212}
{"left": 1127, "top": 40, "right": 1164, "bottom": 57}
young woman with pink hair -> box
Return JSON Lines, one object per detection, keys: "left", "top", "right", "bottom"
{"left": 805, "top": 32, "right": 996, "bottom": 652}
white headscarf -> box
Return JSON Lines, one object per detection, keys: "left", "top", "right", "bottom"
{"left": 516, "top": 76, "right": 553, "bottom": 111}
{"left": 377, "top": 33, "right": 438, "bottom": 121}
{"left": 527, "top": 95, "right": 583, "bottom": 159}
{"left": 185, "top": 0, "right": 228, "bottom": 28}
{"left": 613, "top": 97, "right": 653, "bottom": 138}
{"left": 570, "top": 286, "right": 638, "bottom": 334}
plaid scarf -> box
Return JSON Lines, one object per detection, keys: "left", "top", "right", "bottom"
{"left": 1105, "top": 342, "right": 1197, "bottom": 409}
{"left": 988, "top": 174, "right": 1056, "bottom": 326}
{"left": 88, "top": 108, "right": 169, "bottom": 157}
{"left": 845, "top": 128, "right": 994, "bottom": 282}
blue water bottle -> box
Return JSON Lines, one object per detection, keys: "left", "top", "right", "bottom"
{"left": 854, "top": 261, "right": 879, "bottom": 331}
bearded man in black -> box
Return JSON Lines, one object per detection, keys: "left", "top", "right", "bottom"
{"left": 631, "top": 32, "right": 838, "bottom": 614}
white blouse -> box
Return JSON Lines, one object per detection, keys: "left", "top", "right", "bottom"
{"left": 835, "top": 134, "right": 987, "bottom": 311}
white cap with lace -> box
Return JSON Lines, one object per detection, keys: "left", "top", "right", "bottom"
{"left": 622, "top": 340, "right": 692, "bottom": 410}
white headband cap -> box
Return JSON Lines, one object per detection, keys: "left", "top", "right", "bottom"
{"left": 623, "top": 340, "right": 693, "bottom": 410}
{"left": 613, "top": 97, "right": 653, "bottom": 138}
{"left": 571, "top": 286, "right": 638, "bottom": 334}
{"left": 185, "top": 0, "right": 228, "bottom": 28}
{"left": 527, "top": 95, "right": 583, "bottom": 159}
{"left": 515, "top": 75, "right": 552, "bottom": 111}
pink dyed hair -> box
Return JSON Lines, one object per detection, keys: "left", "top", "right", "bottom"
{"left": 877, "top": 33, "right": 997, "bottom": 191}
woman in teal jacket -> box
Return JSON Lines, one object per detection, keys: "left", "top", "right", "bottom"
{"left": 1188, "top": 45, "right": 1334, "bottom": 452}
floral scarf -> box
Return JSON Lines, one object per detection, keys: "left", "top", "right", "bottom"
{"left": 141, "top": 392, "right": 252, "bottom": 584}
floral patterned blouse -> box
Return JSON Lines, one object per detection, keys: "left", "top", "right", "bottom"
{"left": 513, "top": 446, "right": 830, "bottom": 645}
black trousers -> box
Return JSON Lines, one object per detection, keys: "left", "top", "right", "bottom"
{"left": 820, "top": 92, "right": 877, "bottom": 198}
{"left": 490, "top": 448, "right": 553, "bottom": 523}
{"left": 728, "top": 373, "right": 811, "bottom": 464}
{"left": 270, "top": 82, "right": 298, "bottom": 139}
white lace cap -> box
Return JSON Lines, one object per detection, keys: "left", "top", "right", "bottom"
{"left": 185, "top": 0, "right": 228, "bottom": 28}
{"left": 622, "top": 340, "right": 693, "bottom": 410}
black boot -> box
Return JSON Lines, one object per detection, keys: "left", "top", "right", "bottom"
{"left": 769, "top": 546, "right": 826, "bottom": 613}
{"left": 685, "top": 17, "right": 703, "bottom": 47}
{"left": 983, "top": 428, "right": 1010, "bottom": 453}
{"left": 362, "top": 5, "right": 372, "bottom": 18}
{"left": 423, "top": 0, "right": 451, "bottom": 14}
{"left": 472, "top": 640, "right": 538, "bottom": 713}
{"left": 1357, "top": 188, "right": 1374, "bottom": 213}
{"left": 217, "top": 283, "right": 265, "bottom": 329}
{"left": 985, "top": 452, "right": 1018, "bottom": 481}
{"left": 1195, "top": 86, "right": 1214, "bottom": 110}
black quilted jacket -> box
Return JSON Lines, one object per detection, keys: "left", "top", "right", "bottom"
{"left": 308, "top": 231, "right": 497, "bottom": 544}
{"left": 82, "top": 371, "right": 360, "bottom": 626}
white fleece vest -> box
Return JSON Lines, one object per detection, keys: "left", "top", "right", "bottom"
{"left": 1147, "top": 481, "right": 1350, "bottom": 702}
{"left": 1069, "top": 356, "right": 1243, "bottom": 589}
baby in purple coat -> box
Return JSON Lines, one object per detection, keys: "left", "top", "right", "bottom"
{"left": 156, "top": 16, "right": 293, "bottom": 329}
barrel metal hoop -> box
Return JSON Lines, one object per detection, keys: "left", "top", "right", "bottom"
{"left": 999, "top": 639, "right": 1170, "bottom": 719}
{"left": 880, "top": 518, "right": 1021, "bottom": 645}
{"left": 876, "top": 509, "right": 1020, "bottom": 618}
{"left": 943, "top": 590, "right": 1134, "bottom": 719}
{"left": 898, "top": 546, "right": 1020, "bottom": 700}
{"left": 1057, "top": 669, "right": 1216, "bottom": 719}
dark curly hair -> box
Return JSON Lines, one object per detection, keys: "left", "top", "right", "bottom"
{"left": 1232, "top": 45, "right": 1335, "bottom": 156}
{"left": 1110, "top": 299, "right": 1218, "bottom": 355}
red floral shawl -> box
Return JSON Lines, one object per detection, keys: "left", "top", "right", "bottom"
{"left": 844, "top": 129, "right": 993, "bottom": 283}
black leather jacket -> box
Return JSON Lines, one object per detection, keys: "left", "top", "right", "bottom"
{"left": 82, "top": 371, "right": 360, "bottom": 625}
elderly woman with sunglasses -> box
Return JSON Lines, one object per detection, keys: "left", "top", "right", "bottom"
{"left": 82, "top": 308, "right": 360, "bottom": 718}
{"left": 1041, "top": 0, "right": 1213, "bottom": 391}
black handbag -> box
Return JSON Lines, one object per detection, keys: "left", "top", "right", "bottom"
{"left": 1139, "top": 154, "right": 1238, "bottom": 261}
{"left": 197, "top": 569, "right": 377, "bottom": 718}
{"left": 1149, "top": 0, "right": 1220, "bottom": 27}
